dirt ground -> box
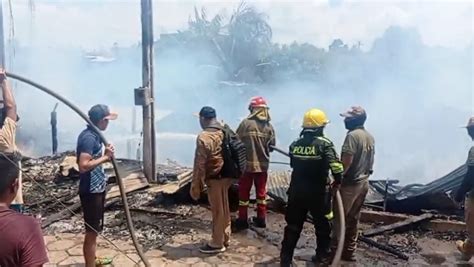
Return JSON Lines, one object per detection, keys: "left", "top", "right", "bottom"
{"left": 43, "top": 203, "right": 474, "bottom": 267}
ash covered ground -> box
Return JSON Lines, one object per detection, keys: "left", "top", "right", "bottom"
{"left": 21, "top": 153, "right": 472, "bottom": 266}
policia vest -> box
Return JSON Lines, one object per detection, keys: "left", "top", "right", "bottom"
{"left": 288, "top": 132, "right": 344, "bottom": 195}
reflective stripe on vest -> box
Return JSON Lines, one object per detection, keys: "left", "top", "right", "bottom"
{"left": 239, "top": 200, "right": 249, "bottom": 207}
{"left": 325, "top": 211, "right": 334, "bottom": 220}
{"left": 329, "top": 162, "right": 344, "bottom": 174}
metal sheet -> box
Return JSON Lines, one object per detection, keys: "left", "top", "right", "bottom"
{"left": 267, "top": 171, "right": 291, "bottom": 203}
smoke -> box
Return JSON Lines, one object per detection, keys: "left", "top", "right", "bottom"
{"left": 6, "top": 1, "right": 474, "bottom": 184}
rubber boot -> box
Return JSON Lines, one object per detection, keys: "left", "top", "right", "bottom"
{"left": 341, "top": 253, "right": 357, "bottom": 262}
{"left": 280, "top": 260, "right": 293, "bottom": 267}
{"left": 232, "top": 218, "right": 249, "bottom": 232}
{"left": 457, "top": 240, "right": 474, "bottom": 261}
{"left": 312, "top": 248, "right": 331, "bottom": 265}
{"left": 280, "top": 228, "right": 299, "bottom": 267}
{"left": 252, "top": 216, "right": 266, "bottom": 228}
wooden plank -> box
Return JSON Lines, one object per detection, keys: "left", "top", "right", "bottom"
{"left": 360, "top": 210, "right": 466, "bottom": 233}
{"left": 424, "top": 219, "right": 466, "bottom": 232}
{"left": 146, "top": 172, "right": 192, "bottom": 195}
{"left": 360, "top": 210, "right": 410, "bottom": 224}
{"left": 359, "top": 236, "right": 409, "bottom": 261}
{"left": 42, "top": 172, "right": 148, "bottom": 229}
{"left": 363, "top": 213, "right": 434, "bottom": 237}
{"left": 106, "top": 172, "right": 148, "bottom": 199}
{"left": 41, "top": 202, "right": 82, "bottom": 229}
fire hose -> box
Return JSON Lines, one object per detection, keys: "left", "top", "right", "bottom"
{"left": 5, "top": 72, "right": 151, "bottom": 267}
{"left": 271, "top": 145, "right": 345, "bottom": 267}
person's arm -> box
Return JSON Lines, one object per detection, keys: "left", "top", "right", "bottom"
{"left": 190, "top": 136, "right": 207, "bottom": 200}
{"left": 268, "top": 124, "right": 276, "bottom": 152}
{"left": 324, "top": 141, "right": 344, "bottom": 185}
{"left": 0, "top": 69, "right": 17, "bottom": 121}
{"left": 455, "top": 148, "right": 474, "bottom": 202}
{"left": 78, "top": 151, "right": 111, "bottom": 173}
{"left": 289, "top": 142, "right": 295, "bottom": 168}
{"left": 455, "top": 166, "right": 474, "bottom": 202}
{"left": 78, "top": 136, "right": 114, "bottom": 173}
{"left": 341, "top": 134, "right": 356, "bottom": 176}
{"left": 20, "top": 218, "right": 49, "bottom": 267}
{"left": 236, "top": 120, "right": 245, "bottom": 138}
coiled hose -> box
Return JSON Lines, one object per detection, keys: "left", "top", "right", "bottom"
{"left": 271, "top": 145, "right": 345, "bottom": 267}
{"left": 6, "top": 72, "right": 150, "bottom": 267}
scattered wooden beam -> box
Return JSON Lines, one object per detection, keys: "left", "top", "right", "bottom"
{"left": 425, "top": 219, "right": 466, "bottom": 233}
{"left": 42, "top": 172, "right": 149, "bottom": 229}
{"left": 147, "top": 171, "right": 193, "bottom": 195}
{"left": 306, "top": 215, "right": 409, "bottom": 260}
{"left": 27, "top": 191, "right": 72, "bottom": 209}
{"left": 41, "top": 202, "right": 81, "bottom": 228}
{"left": 363, "top": 213, "right": 434, "bottom": 237}
{"left": 360, "top": 210, "right": 409, "bottom": 224}
{"left": 360, "top": 210, "right": 466, "bottom": 233}
{"left": 359, "top": 236, "right": 409, "bottom": 261}
{"left": 130, "top": 207, "right": 185, "bottom": 217}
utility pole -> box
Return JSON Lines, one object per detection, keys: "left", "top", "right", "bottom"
{"left": 0, "top": 1, "right": 5, "bottom": 68}
{"left": 138, "top": 0, "right": 156, "bottom": 182}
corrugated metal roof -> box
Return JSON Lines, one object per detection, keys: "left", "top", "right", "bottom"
{"left": 267, "top": 171, "right": 291, "bottom": 203}
{"left": 266, "top": 164, "right": 467, "bottom": 213}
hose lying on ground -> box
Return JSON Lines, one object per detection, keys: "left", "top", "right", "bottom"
{"left": 270, "top": 145, "right": 345, "bottom": 267}
{"left": 6, "top": 72, "right": 151, "bottom": 267}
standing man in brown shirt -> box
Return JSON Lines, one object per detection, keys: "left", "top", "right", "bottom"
{"left": 190, "top": 106, "right": 233, "bottom": 254}
{"left": 454, "top": 117, "right": 474, "bottom": 260}
{"left": 234, "top": 96, "right": 275, "bottom": 230}
{"left": 333, "top": 106, "right": 375, "bottom": 262}
{"left": 0, "top": 152, "right": 49, "bottom": 266}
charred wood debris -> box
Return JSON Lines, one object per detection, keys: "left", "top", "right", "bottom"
{"left": 22, "top": 152, "right": 467, "bottom": 255}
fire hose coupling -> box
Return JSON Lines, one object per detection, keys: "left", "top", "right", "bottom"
{"left": 134, "top": 86, "right": 154, "bottom": 106}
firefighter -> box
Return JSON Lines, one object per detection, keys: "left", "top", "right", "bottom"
{"left": 280, "top": 108, "right": 344, "bottom": 266}
{"left": 454, "top": 117, "right": 474, "bottom": 260}
{"left": 234, "top": 96, "right": 276, "bottom": 230}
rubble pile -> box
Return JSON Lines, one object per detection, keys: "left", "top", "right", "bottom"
{"left": 21, "top": 153, "right": 470, "bottom": 263}
{"left": 22, "top": 152, "right": 196, "bottom": 250}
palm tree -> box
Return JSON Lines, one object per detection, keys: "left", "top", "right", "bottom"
{"left": 188, "top": 7, "right": 223, "bottom": 39}
{"left": 227, "top": 2, "right": 272, "bottom": 60}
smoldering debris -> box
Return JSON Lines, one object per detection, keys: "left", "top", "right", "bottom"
{"left": 22, "top": 152, "right": 470, "bottom": 260}
{"left": 23, "top": 152, "right": 201, "bottom": 250}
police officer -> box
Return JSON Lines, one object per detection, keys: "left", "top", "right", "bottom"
{"left": 280, "top": 108, "right": 344, "bottom": 266}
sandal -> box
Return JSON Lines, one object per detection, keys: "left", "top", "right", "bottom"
{"left": 95, "top": 256, "right": 113, "bottom": 266}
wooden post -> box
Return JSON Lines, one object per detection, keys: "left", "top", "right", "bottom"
{"left": 51, "top": 103, "right": 58, "bottom": 155}
{"left": 140, "top": 0, "right": 156, "bottom": 182}
{"left": 0, "top": 1, "right": 5, "bottom": 68}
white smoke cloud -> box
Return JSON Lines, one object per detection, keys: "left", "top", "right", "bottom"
{"left": 8, "top": 0, "right": 473, "bottom": 49}
{"left": 4, "top": 0, "right": 474, "bottom": 183}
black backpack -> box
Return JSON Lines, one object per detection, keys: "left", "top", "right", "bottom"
{"left": 209, "top": 124, "right": 247, "bottom": 179}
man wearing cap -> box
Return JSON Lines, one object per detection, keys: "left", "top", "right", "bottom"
{"left": 334, "top": 106, "right": 375, "bottom": 262}
{"left": 234, "top": 96, "right": 276, "bottom": 230}
{"left": 76, "top": 104, "right": 117, "bottom": 267}
{"left": 454, "top": 117, "right": 474, "bottom": 260}
{"left": 0, "top": 69, "right": 23, "bottom": 213}
{"left": 190, "top": 106, "right": 233, "bottom": 254}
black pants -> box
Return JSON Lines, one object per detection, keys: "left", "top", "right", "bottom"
{"left": 80, "top": 192, "right": 106, "bottom": 233}
{"left": 280, "top": 189, "right": 332, "bottom": 264}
